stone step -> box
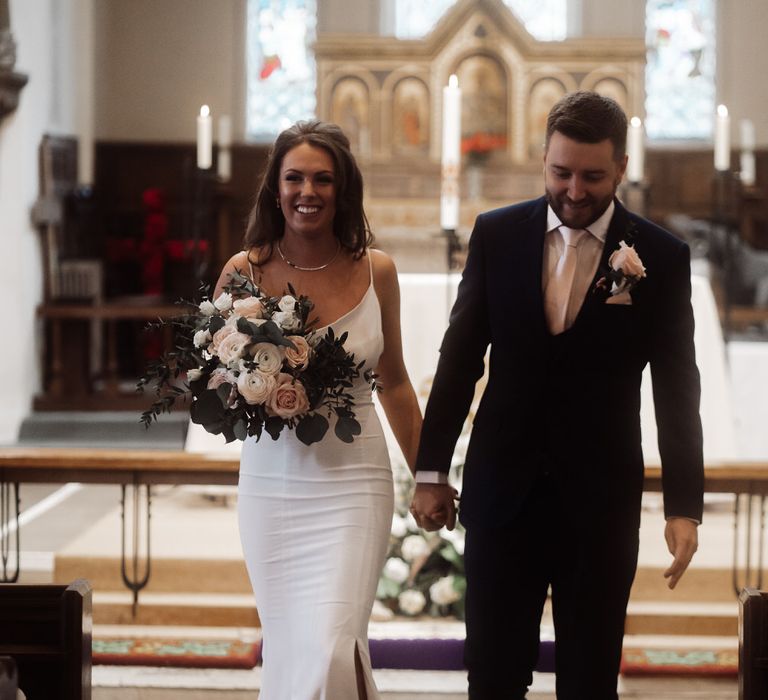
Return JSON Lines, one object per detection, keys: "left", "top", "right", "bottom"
{"left": 55, "top": 552, "right": 753, "bottom": 602}
{"left": 624, "top": 601, "right": 739, "bottom": 636}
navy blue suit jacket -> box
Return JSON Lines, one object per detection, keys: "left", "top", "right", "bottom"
{"left": 416, "top": 196, "right": 704, "bottom": 528}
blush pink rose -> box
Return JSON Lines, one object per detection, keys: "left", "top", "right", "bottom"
{"left": 267, "top": 373, "right": 310, "bottom": 419}
{"left": 209, "top": 325, "right": 236, "bottom": 355}
{"left": 233, "top": 297, "right": 265, "bottom": 319}
{"left": 207, "top": 368, "right": 237, "bottom": 390}
{"left": 609, "top": 241, "right": 646, "bottom": 279}
{"left": 284, "top": 335, "right": 311, "bottom": 369}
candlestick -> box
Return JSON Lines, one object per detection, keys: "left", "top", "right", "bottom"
{"left": 739, "top": 118, "right": 756, "bottom": 186}
{"left": 217, "top": 114, "right": 232, "bottom": 181}
{"left": 626, "top": 116, "right": 645, "bottom": 184}
{"left": 218, "top": 115, "right": 231, "bottom": 148}
{"left": 441, "top": 74, "right": 461, "bottom": 231}
{"left": 197, "top": 105, "right": 212, "bottom": 170}
{"left": 714, "top": 104, "right": 730, "bottom": 172}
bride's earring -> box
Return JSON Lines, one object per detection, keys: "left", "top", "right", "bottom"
{"left": 276, "top": 197, "right": 281, "bottom": 209}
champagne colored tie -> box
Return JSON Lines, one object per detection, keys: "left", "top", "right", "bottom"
{"left": 544, "top": 226, "right": 585, "bottom": 335}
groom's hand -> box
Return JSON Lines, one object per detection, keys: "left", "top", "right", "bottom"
{"left": 663, "top": 517, "right": 699, "bottom": 589}
{"left": 410, "top": 483, "right": 458, "bottom": 532}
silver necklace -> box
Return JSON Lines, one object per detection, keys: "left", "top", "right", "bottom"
{"left": 277, "top": 240, "right": 341, "bottom": 272}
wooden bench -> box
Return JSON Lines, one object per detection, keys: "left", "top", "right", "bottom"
{"left": 0, "top": 579, "right": 92, "bottom": 700}
{"left": 739, "top": 588, "right": 768, "bottom": 700}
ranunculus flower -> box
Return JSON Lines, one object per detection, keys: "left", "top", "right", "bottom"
{"left": 382, "top": 557, "right": 410, "bottom": 584}
{"left": 390, "top": 514, "right": 409, "bottom": 538}
{"left": 398, "top": 589, "right": 426, "bottom": 616}
{"left": 207, "top": 368, "right": 237, "bottom": 390}
{"left": 401, "top": 534, "right": 430, "bottom": 562}
{"left": 209, "top": 325, "right": 236, "bottom": 355}
{"left": 233, "top": 296, "right": 265, "bottom": 319}
{"left": 214, "top": 292, "right": 233, "bottom": 312}
{"left": 429, "top": 576, "right": 461, "bottom": 606}
{"left": 187, "top": 368, "right": 203, "bottom": 382}
{"left": 216, "top": 332, "right": 252, "bottom": 364}
{"left": 267, "top": 373, "right": 310, "bottom": 418}
{"left": 609, "top": 241, "right": 646, "bottom": 279}
{"left": 284, "top": 335, "right": 310, "bottom": 369}
{"left": 193, "top": 329, "right": 211, "bottom": 348}
{"left": 278, "top": 295, "right": 297, "bottom": 313}
{"left": 251, "top": 342, "right": 284, "bottom": 376}
{"left": 199, "top": 300, "right": 216, "bottom": 316}
{"left": 272, "top": 310, "right": 301, "bottom": 332}
{"left": 237, "top": 370, "right": 277, "bottom": 405}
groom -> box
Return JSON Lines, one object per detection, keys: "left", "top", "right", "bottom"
{"left": 410, "top": 92, "right": 704, "bottom": 699}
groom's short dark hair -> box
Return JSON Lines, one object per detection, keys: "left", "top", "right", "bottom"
{"left": 545, "top": 91, "right": 628, "bottom": 161}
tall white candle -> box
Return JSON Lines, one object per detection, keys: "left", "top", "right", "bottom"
{"left": 714, "top": 104, "right": 730, "bottom": 172}
{"left": 739, "top": 118, "right": 756, "bottom": 186}
{"left": 440, "top": 74, "right": 461, "bottom": 231}
{"left": 626, "top": 116, "right": 645, "bottom": 184}
{"left": 197, "top": 105, "right": 212, "bottom": 170}
{"left": 217, "top": 114, "right": 232, "bottom": 181}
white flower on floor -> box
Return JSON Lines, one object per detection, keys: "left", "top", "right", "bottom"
{"left": 405, "top": 511, "right": 420, "bottom": 533}
{"left": 440, "top": 526, "right": 465, "bottom": 555}
{"left": 429, "top": 576, "right": 461, "bottom": 606}
{"left": 398, "top": 589, "right": 426, "bottom": 616}
{"left": 401, "top": 534, "right": 430, "bottom": 562}
{"left": 382, "top": 557, "right": 409, "bottom": 584}
{"left": 390, "top": 514, "right": 408, "bottom": 538}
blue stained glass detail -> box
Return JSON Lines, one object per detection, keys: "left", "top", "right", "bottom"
{"left": 246, "top": 0, "right": 317, "bottom": 142}
{"left": 645, "top": 0, "right": 716, "bottom": 140}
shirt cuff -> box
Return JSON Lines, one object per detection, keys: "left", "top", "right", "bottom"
{"left": 415, "top": 471, "right": 449, "bottom": 485}
{"left": 666, "top": 516, "right": 701, "bottom": 525}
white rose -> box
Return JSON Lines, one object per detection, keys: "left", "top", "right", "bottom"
{"left": 398, "top": 589, "right": 426, "bottom": 616}
{"left": 237, "top": 370, "right": 277, "bottom": 405}
{"left": 278, "top": 295, "right": 297, "bottom": 313}
{"left": 209, "top": 325, "right": 235, "bottom": 356}
{"left": 193, "top": 329, "right": 211, "bottom": 348}
{"left": 284, "top": 335, "right": 310, "bottom": 369}
{"left": 187, "top": 368, "right": 203, "bottom": 382}
{"left": 609, "top": 241, "right": 646, "bottom": 279}
{"left": 429, "top": 576, "right": 461, "bottom": 606}
{"left": 382, "top": 557, "right": 410, "bottom": 584}
{"left": 213, "top": 292, "right": 233, "bottom": 312}
{"left": 198, "top": 300, "right": 216, "bottom": 316}
{"left": 390, "top": 514, "right": 408, "bottom": 538}
{"left": 272, "top": 310, "right": 301, "bottom": 331}
{"left": 401, "top": 534, "right": 430, "bottom": 562}
{"left": 216, "top": 331, "right": 252, "bottom": 364}
{"left": 233, "top": 296, "right": 265, "bottom": 319}
{"left": 251, "top": 342, "right": 284, "bottom": 376}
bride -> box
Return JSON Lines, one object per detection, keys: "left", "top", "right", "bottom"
{"left": 214, "top": 120, "right": 422, "bottom": 699}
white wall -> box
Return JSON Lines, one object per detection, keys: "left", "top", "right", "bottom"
{"left": 0, "top": 0, "right": 90, "bottom": 442}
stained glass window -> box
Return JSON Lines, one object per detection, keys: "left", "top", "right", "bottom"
{"left": 246, "top": 0, "right": 317, "bottom": 141}
{"left": 394, "top": 0, "right": 566, "bottom": 41}
{"left": 645, "top": 0, "right": 716, "bottom": 140}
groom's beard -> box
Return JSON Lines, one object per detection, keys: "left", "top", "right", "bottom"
{"left": 545, "top": 183, "right": 618, "bottom": 230}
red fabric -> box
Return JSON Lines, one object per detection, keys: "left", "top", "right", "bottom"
{"left": 620, "top": 648, "right": 738, "bottom": 676}
{"left": 92, "top": 638, "right": 260, "bottom": 669}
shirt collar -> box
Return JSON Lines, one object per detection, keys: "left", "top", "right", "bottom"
{"left": 546, "top": 199, "right": 615, "bottom": 244}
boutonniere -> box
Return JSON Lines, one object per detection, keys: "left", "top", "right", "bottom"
{"left": 594, "top": 223, "right": 646, "bottom": 299}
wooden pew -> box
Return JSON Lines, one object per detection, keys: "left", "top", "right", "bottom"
{"left": 739, "top": 588, "right": 768, "bottom": 700}
{"left": 0, "top": 579, "right": 92, "bottom": 700}
{"left": 0, "top": 656, "right": 18, "bottom": 700}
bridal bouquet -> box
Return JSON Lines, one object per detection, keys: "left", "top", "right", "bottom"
{"left": 138, "top": 271, "right": 376, "bottom": 445}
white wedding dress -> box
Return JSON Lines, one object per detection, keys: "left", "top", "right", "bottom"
{"left": 238, "top": 264, "right": 393, "bottom": 699}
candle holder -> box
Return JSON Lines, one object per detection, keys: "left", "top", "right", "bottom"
{"left": 712, "top": 169, "right": 738, "bottom": 339}
{"left": 620, "top": 180, "right": 649, "bottom": 218}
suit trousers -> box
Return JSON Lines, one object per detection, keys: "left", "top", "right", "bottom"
{"left": 463, "top": 473, "right": 640, "bottom": 700}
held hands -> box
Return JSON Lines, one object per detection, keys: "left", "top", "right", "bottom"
{"left": 663, "top": 517, "right": 699, "bottom": 589}
{"left": 410, "top": 483, "right": 459, "bottom": 532}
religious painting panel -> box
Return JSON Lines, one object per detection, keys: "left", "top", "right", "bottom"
{"left": 330, "top": 77, "right": 370, "bottom": 157}
{"left": 392, "top": 77, "right": 430, "bottom": 156}
{"left": 456, "top": 54, "right": 508, "bottom": 165}
{"left": 528, "top": 78, "right": 566, "bottom": 159}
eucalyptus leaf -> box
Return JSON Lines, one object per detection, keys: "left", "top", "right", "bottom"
{"left": 264, "top": 416, "right": 285, "bottom": 440}
{"left": 191, "top": 389, "right": 226, "bottom": 425}
{"left": 296, "top": 413, "right": 329, "bottom": 445}
{"left": 233, "top": 418, "right": 248, "bottom": 441}
{"left": 208, "top": 315, "right": 225, "bottom": 334}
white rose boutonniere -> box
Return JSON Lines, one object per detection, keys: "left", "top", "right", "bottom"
{"left": 594, "top": 229, "right": 647, "bottom": 300}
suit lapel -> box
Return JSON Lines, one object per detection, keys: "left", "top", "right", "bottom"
{"left": 517, "top": 198, "right": 549, "bottom": 332}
